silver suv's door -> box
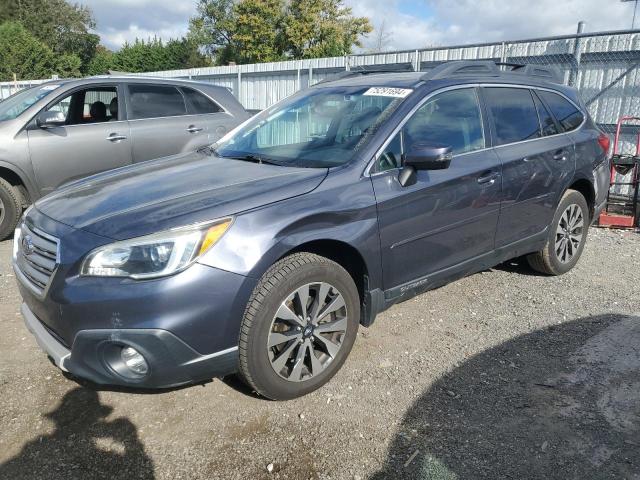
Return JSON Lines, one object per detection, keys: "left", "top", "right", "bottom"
{"left": 27, "top": 85, "right": 132, "bottom": 195}
{"left": 180, "top": 86, "right": 238, "bottom": 142}
{"left": 125, "top": 83, "right": 217, "bottom": 163}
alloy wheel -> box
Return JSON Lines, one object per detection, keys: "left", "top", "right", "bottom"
{"left": 0, "top": 198, "right": 5, "bottom": 227}
{"left": 267, "top": 282, "right": 348, "bottom": 382}
{"left": 555, "top": 203, "right": 584, "bottom": 264}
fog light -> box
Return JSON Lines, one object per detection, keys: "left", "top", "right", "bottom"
{"left": 120, "top": 347, "right": 149, "bottom": 376}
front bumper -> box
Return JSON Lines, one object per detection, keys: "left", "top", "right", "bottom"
{"left": 22, "top": 303, "right": 239, "bottom": 388}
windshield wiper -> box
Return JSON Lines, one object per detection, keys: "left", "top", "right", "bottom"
{"left": 216, "top": 152, "right": 283, "bottom": 166}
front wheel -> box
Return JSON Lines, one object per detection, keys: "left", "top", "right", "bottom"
{"left": 527, "top": 189, "right": 589, "bottom": 275}
{"left": 0, "top": 178, "right": 23, "bottom": 241}
{"left": 238, "top": 253, "right": 360, "bottom": 400}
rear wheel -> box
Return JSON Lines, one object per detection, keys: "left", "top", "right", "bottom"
{"left": 0, "top": 178, "right": 22, "bottom": 241}
{"left": 527, "top": 189, "right": 589, "bottom": 275}
{"left": 238, "top": 253, "right": 360, "bottom": 400}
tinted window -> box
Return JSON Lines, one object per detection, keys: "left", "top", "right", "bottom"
{"left": 538, "top": 90, "right": 584, "bottom": 132}
{"left": 183, "top": 88, "right": 222, "bottom": 114}
{"left": 484, "top": 87, "right": 541, "bottom": 145}
{"left": 532, "top": 91, "right": 559, "bottom": 136}
{"left": 403, "top": 88, "right": 485, "bottom": 155}
{"left": 128, "top": 85, "right": 186, "bottom": 119}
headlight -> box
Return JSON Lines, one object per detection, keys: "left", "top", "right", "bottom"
{"left": 81, "top": 218, "right": 232, "bottom": 279}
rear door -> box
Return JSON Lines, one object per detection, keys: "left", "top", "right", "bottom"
{"left": 126, "top": 83, "right": 200, "bottom": 163}
{"left": 27, "top": 84, "right": 132, "bottom": 194}
{"left": 483, "top": 86, "right": 575, "bottom": 247}
{"left": 371, "top": 87, "right": 502, "bottom": 290}
{"left": 180, "top": 86, "right": 237, "bottom": 143}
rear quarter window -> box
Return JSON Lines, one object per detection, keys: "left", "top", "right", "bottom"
{"left": 182, "top": 88, "right": 223, "bottom": 114}
{"left": 538, "top": 90, "right": 584, "bottom": 132}
{"left": 484, "top": 87, "right": 541, "bottom": 145}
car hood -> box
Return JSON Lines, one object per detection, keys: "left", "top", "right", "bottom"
{"left": 35, "top": 151, "right": 328, "bottom": 240}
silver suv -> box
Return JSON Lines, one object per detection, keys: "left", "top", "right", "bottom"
{"left": 0, "top": 76, "right": 249, "bottom": 239}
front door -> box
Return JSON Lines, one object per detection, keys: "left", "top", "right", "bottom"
{"left": 371, "top": 87, "right": 502, "bottom": 291}
{"left": 27, "top": 85, "right": 132, "bottom": 195}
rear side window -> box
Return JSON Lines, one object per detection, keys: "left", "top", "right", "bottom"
{"left": 182, "top": 88, "right": 222, "bottom": 114}
{"left": 532, "top": 91, "right": 559, "bottom": 136}
{"left": 128, "top": 84, "right": 186, "bottom": 120}
{"left": 538, "top": 90, "right": 584, "bottom": 132}
{"left": 484, "top": 87, "right": 541, "bottom": 145}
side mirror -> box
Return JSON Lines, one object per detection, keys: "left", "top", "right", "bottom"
{"left": 398, "top": 142, "right": 453, "bottom": 187}
{"left": 36, "top": 111, "right": 66, "bottom": 129}
{"left": 404, "top": 142, "right": 453, "bottom": 170}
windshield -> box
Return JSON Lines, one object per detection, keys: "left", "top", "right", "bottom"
{"left": 0, "top": 84, "right": 61, "bottom": 122}
{"left": 214, "top": 85, "right": 413, "bottom": 167}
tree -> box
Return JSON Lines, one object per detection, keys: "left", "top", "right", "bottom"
{"left": 1, "top": 0, "right": 99, "bottom": 74}
{"left": 0, "top": 22, "right": 81, "bottom": 81}
{"left": 86, "top": 45, "right": 115, "bottom": 76}
{"left": 189, "top": 0, "right": 372, "bottom": 65}
{"left": 284, "top": 0, "right": 372, "bottom": 59}
{"left": 367, "top": 20, "right": 393, "bottom": 53}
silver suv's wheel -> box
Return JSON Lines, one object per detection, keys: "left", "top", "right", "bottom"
{"left": 0, "top": 178, "right": 22, "bottom": 241}
{"left": 527, "top": 189, "right": 589, "bottom": 275}
{"left": 239, "top": 253, "right": 360, "bottom": 400}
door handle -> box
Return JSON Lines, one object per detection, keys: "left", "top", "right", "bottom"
{"left": 106, "top": 133, "right": 127, "bottom": 142}
{"left": 477, "top": 171, "right": 500, "bottom": 185}
{"left": 186, "top": 125, "right": 203, "bottom": 134}
{"left": 553, "top": 150, "right": 567, "bottom": 161}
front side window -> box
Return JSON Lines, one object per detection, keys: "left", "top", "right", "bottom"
{"left": 0, "top": 84, "right": 60, "bottom": 122}
{"left": 215, "top": 86, "right": 410, "bottom": 168}
{"left": 128, "top": 84, "right": 187, "bottom": 120}
{"left": 538, "top": 90, "right": 584, "bottom": 132}
{"left": 376, "top": 88, "right": 485, "bottom": 172}
{"left": 484, "top": 87, "right": 541, "bottom": 145}
{"left": 182, "top": 88, "right": 222, "bottom": 114}
{"left": 47, "top": 87, "right": 118, "bottom": 125}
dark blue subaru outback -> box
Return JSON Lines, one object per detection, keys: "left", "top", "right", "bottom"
{"left": 14, "top": 61, "right": 611, "bottom": 400}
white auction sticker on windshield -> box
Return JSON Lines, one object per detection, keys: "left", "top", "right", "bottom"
{"left": 363, "top": 87, "right": 412, "bottom": 98}
{"left": 40, "top": 85, "right": 61, "bottom": 91}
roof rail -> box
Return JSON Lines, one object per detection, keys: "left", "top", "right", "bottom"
{"left": 512, "top": 64, "right": 563, "bottom": 83}
{"left": 422, "top": 60, "right": 501, "bottom": 81}
{"left": 422, "top": 60, "right": 563, "bottom": 84}
{"left": 315, "top": 64, "right": 415, "bottom": 85}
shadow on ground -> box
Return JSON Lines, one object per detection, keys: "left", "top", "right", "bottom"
{"left": 0, "top": 388, "right": 154, "bottom": 480}
{"left": 371, "top": 314, "right": 640, "bottom": 480}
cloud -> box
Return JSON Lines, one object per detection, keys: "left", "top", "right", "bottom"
{"left": 353, "top": 0, "right": 634, "bottom": 51}
{"left": 79, "top": 0, "right": 635, "bottom": 52}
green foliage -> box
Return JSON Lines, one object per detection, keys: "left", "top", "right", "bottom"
{"left": 1, "top": 0, "right": 98, "bottom": 74}
{"left": 85, "top": 38, "right": 210, "bottom": 75}
{"left": 284, "top": 0, "right": 372, "bottom": 59}
{"left": 190, "top": 0, "right": 372, "bottom": 65}
{"left": 0, "top": 22, "right": 81, "bottom": 81}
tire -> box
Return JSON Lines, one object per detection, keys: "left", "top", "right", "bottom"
{"left": 238, "top": 252, "right": 360, "bottom": 400}
{"left": 527, "top": 189, "right": 589, "bottom": 276}
{"left": 0, "top": 178, "right": 22, "bottom": 241}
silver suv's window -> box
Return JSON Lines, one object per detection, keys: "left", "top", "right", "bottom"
{"left": 215, "top": 86, "right": 409, "bottom": 168}
{"left": 182, "top": 87, "right": 222, "bottom": 114}
{"left": 484, "top": 87, "right": 541, "bottom": 145}
{"left": 377, "top": 88, "right": 485, "bottom": 172}
{"left": 47, "top": 87, "right": 118, "bottom": 125}
{"left": 128, "top": 84, "right": 187, "bottom": 120}
{"left": 0, "top": 85, "right": 59, "bottom": 122}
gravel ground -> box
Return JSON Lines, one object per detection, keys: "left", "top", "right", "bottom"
{"left": 0, "top": 227, "right": 639, "bottom": 480}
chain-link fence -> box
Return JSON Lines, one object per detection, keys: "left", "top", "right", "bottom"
{"left": 1, "top": 28, "right": 639, "bottom": 216}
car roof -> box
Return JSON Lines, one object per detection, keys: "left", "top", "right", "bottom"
{"left": 36, "top": 76, "right": 231, "bottom": 91}
{"left": 313, "top": 61, "right": 578, "bottom": 101}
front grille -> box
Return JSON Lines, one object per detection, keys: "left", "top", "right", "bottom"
{"left": 15, "top": 223, "right": 60, "bottom": 296}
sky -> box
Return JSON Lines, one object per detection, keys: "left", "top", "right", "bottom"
{"left": 77, "top": 0, "right": 637, "bottom": 52}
